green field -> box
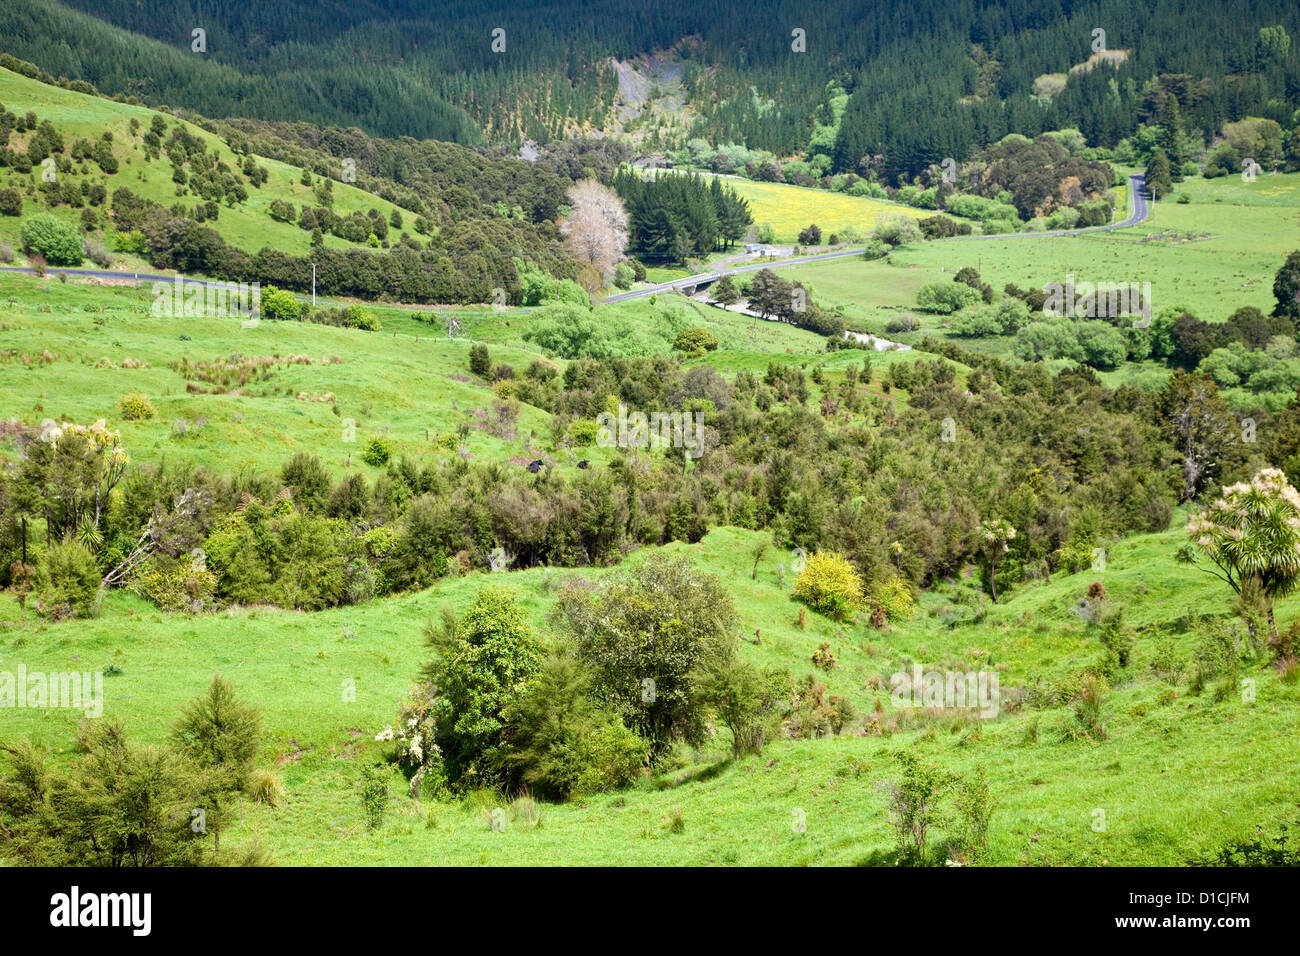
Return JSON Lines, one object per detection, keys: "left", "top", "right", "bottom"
{"left": 772, "top": 171, "right": 1300, "bottom": 338}
{"left": 0, "top": 276, "right": 865, "bottom": 476}
{"left": 659, "top": 171, "right": 933, "bottom": 244}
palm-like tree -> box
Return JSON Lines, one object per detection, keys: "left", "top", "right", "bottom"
{"left": 979, "top": 518, "right": 1016, "bottom": 603}
{"left": 1187, "top": 468, "right": 1300, "bottom": 646}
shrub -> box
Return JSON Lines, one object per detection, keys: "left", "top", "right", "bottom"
{"left": 567, "top": 418, "right": 600, "bottom": 447}
{"left": 916, "top": 282, "right": 982, "bottom": 314}
{"left": 557, "top": 553, "right": 736, "bottom": 763}
{"left": 0, "top": 187, "right": 23, "bottom": 216}
{"left": 673, "top": 327, "right": 718, "bottom": 354}
{"left": 130, "top": 559, "right": 217, "bottom": 613}
{"left": 249, "top": 768, "right": 283, "bottom": 807}
{"left": 469, "top": 343, "right": 492, "bottom": 378}
{"left": 35, "top": 540, "right": 102, "bottom": 619}
{"left": 861, "top": 238, "right": 890, "bottom": 260}
{"left": 696, "top": 657, "right": 789, "bottom": 757}
{"left": 505, "top": 654, "right": 646, "bottom": 800}
{"left": 112, "top": 229, "right": 148, "bottom": 254}
{"left": 420, "top": 589, "right": 544, "bottom": 787}
{"left": 952, "top": 767, "right": 995, "bottom": 861}
{"left": 786, "top": 675, "right": 855, "bottom": 738}
{"left": 116, "top": 391, "right": 155, "bottom": 421}
{"left": 872, "top": 214, "right": 922, "bottom": 247}
{"left": 1068, "top": 674, "right": 1108, "bottom": 740}
{"left": 1191, "top": 815, "right": 1300, "bottom": 866}
{"left": 83, "top": 237, "right": 112, "bottom": 268}
{"left": 20, "top": 213, "right": 83, "bottom": 266}
{"left": 793, "top": 551, "right": 864, "bottom": 621}
{"left": 360, "top": 763, "right": 389, "bottom": 831}
{"left": 259, "top": 285, "right": 300, "bottom": 321}
{"left": 887, "top": 751, "right": 956, "bottom": 865}
{"left": 918, "top": 214, "right": 959, "bottom": 239}
{"left": 360, "top": 437, "right": 392, "bottom": 467}
{"left": 869, "top": 575, "right": 916, "bottom": 623}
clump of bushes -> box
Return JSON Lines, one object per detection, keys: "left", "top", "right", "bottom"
{"left": 793, "top": 551, "right": 864, "bottom": 621}
{"left": 130, "top": 559, "right": 218, "bottom": 613}
{"left": 34, "top": 540, "right": 102, "bottom": 620}
{"left": 116, "top": 391, "right": 155, "bottom": 421}
{"left": 360, "top": 437, "right": 392, "bottom": 467}
{"left": 20, "top": 212, "right": 83, "bottom": 266}
{"left": 673, "top": 327, "right": 718, "bottom": 354}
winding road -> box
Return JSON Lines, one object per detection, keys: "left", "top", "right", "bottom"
{"left": 603, "top": 173, "right": 1149, "bottom": 303}
{"left": 0, "top": 175, "right": 1148, "bottom": 308}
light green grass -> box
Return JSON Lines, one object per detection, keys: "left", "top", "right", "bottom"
{"left": 1, "top": 522, "right": 1296, "bottom": 865}
{"left": 0, "top": 67, "right": 419, "bottom": 268}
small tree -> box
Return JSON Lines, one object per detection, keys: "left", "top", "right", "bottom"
{"left": 9, "top": 560, "right": 35, "bottom": 622}
{"left": 887, "top": 751, "right": 956, "bottom": 865}
{"left": 34, "top": 540, "right": 101, "bottom": 619}
{"left": 421, "top": 589, "right": 543, "bottom": 786}
{"left": 696, "top": 657, "right": 788, "bottom": 758}
{"left": 360, "top": 762, "right": 389, "bottom": 832}
{"left": 1146, "top": 149, "right": 1173, "bottom": 199}
{"left": 797, "top": 223, "right": 822, "bottom": 245}
{"left": 170, "top": 675, "right": 262, "bottom": 856}
{"left": 1187, "top": 468, "right": 1300, "bottom": 647}
{"left": 711, "top": 274, "right": 739, "bottom": 307}
{"left": 978, "top": 518, "right": 1016, "bottom": 603}
{"left": 20, "top": 213, "right": 83, "bottom": 266}
{"left": 469, "top": 343, "right": 492, "bottom": 378}
{"left": 557, "top": 554, "right": 736, "bottom": 763}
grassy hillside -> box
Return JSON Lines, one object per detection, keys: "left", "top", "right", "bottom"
{"left": 2, "top": 520, "right": 1295, "bottom": 865}
{"left": 0, "top": 67, "right": 420, "bottom": 266}
{"left": 0, "top": 275, "right": 892, "bottom": 475}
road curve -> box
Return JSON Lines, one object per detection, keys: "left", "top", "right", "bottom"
{"left": 604, "top": 173, "right": 1149, "bottom": 304}
{"left": 0, "top": 175, "right": 1148, "bottom": 309}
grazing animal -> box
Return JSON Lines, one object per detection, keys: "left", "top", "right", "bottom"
{"left": 526, "top": 459, "right": 544, "bottom": 473}
{"left": 577, "top": 459, "right": 590, "bottom": 469}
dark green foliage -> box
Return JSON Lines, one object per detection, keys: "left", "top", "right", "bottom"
{"left": 556, "top": 554, "right": 737, "bottom": 763}
{"left": 421, "top": 590, "right": 544, "bottom": 787}
{"left": 170, "top": 674, "right": 262, "bottom": 854}
{"left": 1190, "top": 815, "right": 1300, "bottom": 865}
{"left": 503, "top": 654, "right": 647, "bottom": 799}
{"left": 469, "top": 343, "right": 492, "bottom": 378}
{"left": 19, "top": 212, "right": 82, "bottom": 266}
{"left": 0, "top": 722, "right": 206, "bottom": 866}
{"left": 612, "top": 169, "right": 751, "bottom": 262}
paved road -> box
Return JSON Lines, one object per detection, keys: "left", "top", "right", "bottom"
{"left": 0, "top": 174, "right": 1148, "bottom": 308}
{"left": 604, "top": 173, "right": 1149, "bottom": 303}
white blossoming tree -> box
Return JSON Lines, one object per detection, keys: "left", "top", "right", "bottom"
{"left": 375, "top": 683, "right": 444, "bottom": 798}
{"left": 1187, "top": 467, "right": 1300, "bottom": 647}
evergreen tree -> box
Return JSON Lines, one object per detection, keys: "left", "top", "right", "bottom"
{"left": 1146, "top": 149, "right": 1173, "bottom": 199}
